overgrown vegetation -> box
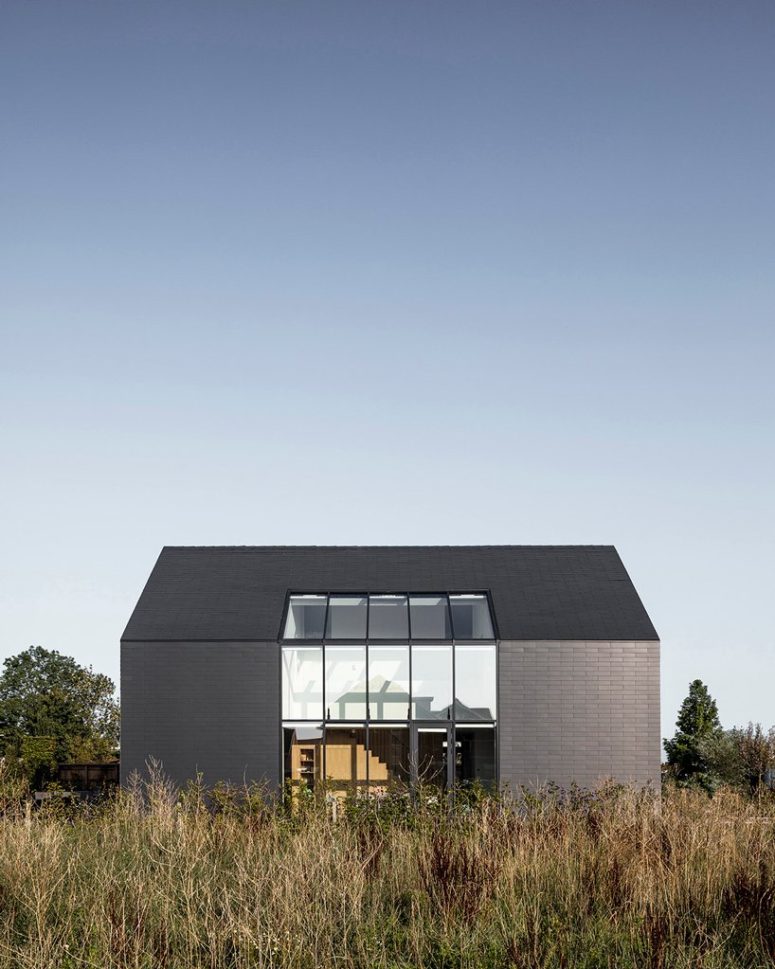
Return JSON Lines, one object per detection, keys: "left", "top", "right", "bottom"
{"left": 664, "top": 679, "right": 775, "bottom": 793}
{"left": 0, "top": 772, "right": 773, "bottom": 968}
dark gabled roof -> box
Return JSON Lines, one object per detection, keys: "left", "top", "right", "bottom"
{"left": 122, "top": 546, "right": 658, "bottom": 642}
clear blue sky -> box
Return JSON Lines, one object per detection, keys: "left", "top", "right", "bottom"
{"left": 1, "top": 1, "right": 773, "bottom": 741}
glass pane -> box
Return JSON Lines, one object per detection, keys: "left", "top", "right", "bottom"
{"left": 368, "top": 726, "right": 410, "bottom": 788}
{"left": 411, "top": 643, "right": 452, "bottom": 719}
{"left": 454, "top": 643, "right": 497, "bottom": 720}
{"left": 368, "top": 644, "right": 410, "bottom": 720}
{"left": 282, "top": 647, "right": 323, "bottom": 720}
{"left": 283, "top": 724, "right": 324, "bottom": 792}
{"left": 325, "top": 726, "right": 368, "bottom": 794}
{"left": 450, "top": 594, "right": 494, "bottom": 639}
{"left": 455, "top": 726, "right": 496, "bottom": 788}
{"left": 325, "top": 595, "right": 367, "bottom": 639}
{"left": 325, "top": 645, "right": 367, "bottom": 720}
{"left": 417, "top": 729, "right": 448, "bottom": 789}
{"left": 283, "top": 595, "right": 327, "bottom": 639}
{"left": 409, "top": 595, "right": 451, "bottom": 639}
{"left": 368, "top": 595, "right": 409, "bottom": 639}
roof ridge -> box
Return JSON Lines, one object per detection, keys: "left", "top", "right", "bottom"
{"left": 160, "top": 544, "right": 618, "bottom": 551}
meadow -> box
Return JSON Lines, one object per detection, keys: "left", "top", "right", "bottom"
{"left": 0, "top": 775, "right": 773, "bottom": 969}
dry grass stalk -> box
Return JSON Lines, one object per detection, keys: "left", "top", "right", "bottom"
{"left": 0, "top": 772, "right": 772, "bottom": 968}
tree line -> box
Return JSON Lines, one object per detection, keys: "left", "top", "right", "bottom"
{"left": 664, "top": 678, "right": 775, "bottom": 793}
{"left": 0, "top": 646, "right": 119, "bottom": 788}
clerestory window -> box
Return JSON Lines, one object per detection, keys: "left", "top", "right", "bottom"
{"left": 281, "top": 591, "right": 495, "bottom": 641}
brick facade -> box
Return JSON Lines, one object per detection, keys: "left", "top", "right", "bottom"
{"left": 498, "top": 640, "right": 660, "bottom": 790}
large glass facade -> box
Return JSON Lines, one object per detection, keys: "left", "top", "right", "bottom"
{"left": 454, "top": 643, "right": 497, "bottom": 720}
{"left": 368, "top": 726, "right": 410, "bottom": 789}
{"left": 325, "top": 596, "right": 367, "bottom": 639}
{"left": 283, "top": 723, "right": 324, "bottom": 791}
{"left": 325, "top": 645, "right": 367, "bottom": 720}
{"left": 368, "top": 644, "right": 410, "bottom": 720}
{"left": 411, "top": 643, "right": 453, "bottom": 719}
{"left": 368, "top": 595, "right": 409, "bottom": 639}
{"left": 416, "top": 728, "right": 448, "bottom": 789}
{"left": 449, "top": 595, "right": 495, "bottom": 639}
{"left": 409, "top": 595, "right": 452, "bottom": 639}
{"left": 281, "top": 591, "right": 497, "bottom": 792}
{"left": 281, "top": 592, "right": 494, "bottom": 643}
{"left": 325, "top": 726, "right": 368, "bottom": 793}
{"left": 283, "top": 595, "right": 327, "bottom": 639}
{"left": 282, "top": 647, "right": 323, "bottom": 720}
{"left": 455, "top": 727, "right": 496, "bottom": 788}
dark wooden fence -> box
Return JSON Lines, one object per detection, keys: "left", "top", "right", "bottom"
{"left": 56, "top": 762, "right": 119, "bottom": 791}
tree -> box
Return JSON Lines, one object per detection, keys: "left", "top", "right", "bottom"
{"left": 709, "top": 723, "right": 775, "bottom": 794}
{"left": 701, "top": 723, "right": 775, "bottom": 793}
{"left": 728, "top": 723, "right": 775, "bottom": 793}
{"left": 664, "top": 679, "right": 722, "bottom": 791}
{"left": 0, "top": 647, "right": 119, "bottom": 783}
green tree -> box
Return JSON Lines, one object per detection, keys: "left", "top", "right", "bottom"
{"left": 664, "top": 679, "right": 722, "bottom": 791}
{"left": 728, "top": 723, "right": 775, "bottom": 793}
{"left": 735, "top": 723, "right": 775, "bottom": 792}
{"left": 700, "top": 729, "right": 743, "bottom": 788}
{"left": 702, "top": 723, "right": 775, "bottom": 794}
{"left": 0, "top": 647, "right": 119, "bottom": 782}
{"left": 19, "top": 736, "right": 57, "bottom": 791}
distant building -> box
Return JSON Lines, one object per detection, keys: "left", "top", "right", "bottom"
{"left": 121, "top": 546, "right": 660, "bottom": 792}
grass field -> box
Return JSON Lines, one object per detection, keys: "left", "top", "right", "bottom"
{"left": 0, "top": 776, "right": 773, "bottom": 968}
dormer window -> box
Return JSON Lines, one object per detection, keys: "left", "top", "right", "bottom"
{"left": 283, "top": 595, "right": 327, "bottom": 640}
{"left": 281, "top": 592, "right": 495, "bottom": 641}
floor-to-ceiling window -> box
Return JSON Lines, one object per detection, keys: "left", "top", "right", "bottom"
{"left": 280, "top": 592, "right": 497, "bottom": 795}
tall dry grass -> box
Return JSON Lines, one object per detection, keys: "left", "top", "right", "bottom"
{"left": 0, "top": 773, "right": 773, "bottom": 968}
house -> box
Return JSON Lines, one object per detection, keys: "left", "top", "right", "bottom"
{"left": 120, "top": 546, "right": 660, "bottom": 792}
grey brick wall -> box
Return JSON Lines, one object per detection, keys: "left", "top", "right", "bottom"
{"left": 121, "top": 641, "right": 279, "bottom": 790}
{"left": 498, "top": 640, "right": 660, "bottom": 790}
{"left": 121, "top": 638, "right": 658, "bottom": 793}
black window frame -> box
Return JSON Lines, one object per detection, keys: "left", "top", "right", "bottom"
{"left": 279, "top": 590, "right": 497, "bottom": 643}
{"left": 324, "top": 594, "right": 369, "bottom": 641}
{"left": 279, "top": 591, "right": 500, "bottom": 792}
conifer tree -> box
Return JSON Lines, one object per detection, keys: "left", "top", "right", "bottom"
{"left": 664, "top": 679, "right": 722, "bottom": 790}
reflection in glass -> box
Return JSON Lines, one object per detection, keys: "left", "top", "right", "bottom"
{"left": 325, "top": 596, "right": 367, "bottom": 639}
{"left": 368, "top": 726, "right": 410, "bottom": 788}
{"left": 449, "top": 594, "right": 494, "bottom": 639}
{"left": 283, "top": 724, "right": 324, "bottom": 792}
{"left": 454, "top": 643, "right": 497, "bottom": 720}
{"left": 325, "top": 645, "right": 367, "bottom": 720}
{"left": 282, "top": 647, "right": 323, "bottom": 720}
{"left": 416, "top": 729, "right": 448, "bottom": 789}
{"left": 283, "top": 595, "right": 327, "bottom": 639}
{"left": 325, "top": 726, "right": 368, "bottom": 794}
{"left": 368, "top": 595, "right": 409, "bottom": 639}
{"left": 411, "top": 643, "right": 452, "bottom": 719}
{"left": 409, "top": 596, "right": 451, "bottom": 639}
{"left": 368, "top": 645, "right": 410, "bottom": 720}
{"left": 455, "top": 726, "right": 496, "bottom": 787}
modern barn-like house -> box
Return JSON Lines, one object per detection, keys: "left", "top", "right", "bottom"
{"left": 120, "top": 546, "right": 660, "bottom": 792}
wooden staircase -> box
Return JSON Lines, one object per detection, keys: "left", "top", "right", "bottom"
{"left": 289, "top": 734, "right": 391, "bottom": 789}
{"left": 324, "top": 740, "right": 388, "bottom": 783}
